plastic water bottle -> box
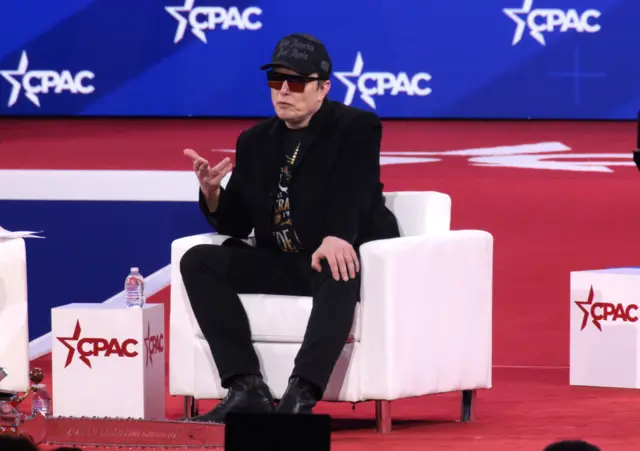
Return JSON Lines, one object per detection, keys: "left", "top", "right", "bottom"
{"left": 124, "top": 267, "right": 145, "bottom": 308}
{"left": 31, "top": 384, "right": 51, "bottom": 416}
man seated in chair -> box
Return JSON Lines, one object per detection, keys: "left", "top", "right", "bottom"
{"left": 180, "top": 33, "right": 400, "bottom": 423}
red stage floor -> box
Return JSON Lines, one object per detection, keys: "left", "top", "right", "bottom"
{"left": 2, "top": 118, "right": 639, "bottom": 450}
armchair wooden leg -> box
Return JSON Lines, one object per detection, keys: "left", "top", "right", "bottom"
{"left": 375, "top": 400, "right": 392, "bottom": 433}
{"left": 183, "top": 396, "right": 199, "bottom": 418}
{"left": 460, "top": 390, "right": 475, "bottom": 423}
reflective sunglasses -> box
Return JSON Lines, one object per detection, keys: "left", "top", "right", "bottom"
{"left": 267, "top": 71, "right": 323, "bottom": 93}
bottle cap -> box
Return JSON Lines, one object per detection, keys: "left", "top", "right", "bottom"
{"left": 131, "top": 267, "right": 139, "bottom": 272}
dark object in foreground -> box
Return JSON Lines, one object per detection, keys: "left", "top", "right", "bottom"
{"left": 225, "top": 412, "right": 331, "bottom": 451}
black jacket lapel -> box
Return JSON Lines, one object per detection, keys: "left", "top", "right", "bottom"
{"left": 263, "top": 120, "right": 286, "bottom": 201}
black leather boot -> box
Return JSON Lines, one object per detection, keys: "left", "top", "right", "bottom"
{"left": 275, "top": 377, "right": 322, "bottom": 414}
{"left": 186, "top": 375, "right": 275, "bottom": 423}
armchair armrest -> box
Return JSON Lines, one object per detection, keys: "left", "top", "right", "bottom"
{"left": 0, "top": 238, "right": 30, "bottom": 393}
{"left": 358, "top": 230, "right": 493, "bottom": 400}
{"left": 169, "top": 232, "right": 256, "bottom": 395}
{"left": 168, "top": 233, "right": 230, "bottom": 394}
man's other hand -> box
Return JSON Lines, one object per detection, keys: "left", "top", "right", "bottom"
{"left": 311, "top": 236, "right": 360, "bottom": 281}
{"left": 183, "top": 149, "right": 233, "bottom": 198}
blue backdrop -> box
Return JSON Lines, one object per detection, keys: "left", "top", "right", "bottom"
{"left": 0, "top": 0, "right": 638, "bottom": 119}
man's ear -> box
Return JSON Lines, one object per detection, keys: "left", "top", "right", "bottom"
{"left": 319, "top": 80, "right": 331, "bottom": 100}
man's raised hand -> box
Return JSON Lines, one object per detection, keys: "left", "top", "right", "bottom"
{"left": 183, "top": 149, "right": 233, "bottom": 198}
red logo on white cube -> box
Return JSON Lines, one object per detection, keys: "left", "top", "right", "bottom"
{"left": 575, "top": 285, "right": 639, "bottom": 331}
{"left": 56, "top": 320, "right": 139, "bottom": 368}
{"left": 144, "top": 322, "right": 164, "bottom": 368}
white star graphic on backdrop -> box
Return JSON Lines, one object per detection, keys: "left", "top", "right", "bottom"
{"left": 166, "top": 0, "right": 207, "bottom": 43}
{"left": 333, "top": 52, "right": 376, "bottom": 110}
{"left": 503, "top": 0, "right": 545, "bottom": 46}
{"left": 0, "top": 51, "right": 40, "bottom": 107}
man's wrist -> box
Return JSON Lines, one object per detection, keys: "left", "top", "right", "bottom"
{"left": 201, "top": 187, "right": 221, "bottom": 213}
{"left": 323, "top": 229, "right": 356, "bottom": 243}
{"left": 323, "top": 235, "right": 351, "bottom": 245}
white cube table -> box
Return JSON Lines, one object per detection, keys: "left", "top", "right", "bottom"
{"left": 0, "top": 237, "right": 30, "bottom": 394}
{"left": 570, "top": 267, "right": 640, "bottom": 389}
{"left": 52, "top": 303, "right": 166, "bottom": 419}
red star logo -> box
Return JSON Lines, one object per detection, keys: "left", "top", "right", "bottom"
{"left": 575, "top": 285, "right": 601, "bottom": 332}
{"left": 56, "top": 320, "right": 92, "bottom": 368}
{"left": 144, "top": 322, "right": 153, "bottom": 368}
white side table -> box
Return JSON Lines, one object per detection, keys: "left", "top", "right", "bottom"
{"left": 52, "top": 303, "right": 165, "bottom": 419}
{"left": 570, "top": 268, "right": 640, "bottom": 389}
{"left": 0, "top": 237, "right": 30, "bottom": 393}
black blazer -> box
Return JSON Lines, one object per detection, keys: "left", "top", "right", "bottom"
{"left": 199, "top": 100, "right": 400, "bottom": 252}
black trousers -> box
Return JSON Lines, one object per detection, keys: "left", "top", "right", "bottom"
{"left": 179, "top": 240, "right": 360, "bottom": 394}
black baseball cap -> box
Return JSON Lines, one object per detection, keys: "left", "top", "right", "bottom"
{"left": 260, "top": 34, "right": 332, "bottom": 80}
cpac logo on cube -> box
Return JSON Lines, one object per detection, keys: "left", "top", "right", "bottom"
{"left": 575, "top": 286, "right": 638, "bottom": 332}
{"left": 334, "top": 52, "right": 432, "bottom": 110}
{"left": 0, "top": 51, "right": 95, "bottom": 108}
{"left": 144, "top": 322, "right": 165, "bottom": 368}
{"left": 56, "top": 320, "right": 164, "bottom": 369}
{"left": 166, "top": 0, "right": 262, "bottom": 44}
{"left": 504, "top": 0, "right": 601, "bottom": 46}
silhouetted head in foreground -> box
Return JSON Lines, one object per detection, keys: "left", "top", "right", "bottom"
{"left": 544, "top": 440, "right": 601, "bottom": 451}
{"left": 0, "top": 436, "right": 37, "bottom": 451}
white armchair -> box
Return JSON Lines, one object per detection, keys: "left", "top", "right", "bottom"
{"left": 169, "top": 191, "right": 493, "bottom": 432}
{"left": 0, "top": 237, "right": 30, "bottom": 395}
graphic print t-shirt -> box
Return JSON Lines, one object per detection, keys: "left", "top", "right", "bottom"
{"left": 272, "top": 129, "right": 305, "bottom": 252}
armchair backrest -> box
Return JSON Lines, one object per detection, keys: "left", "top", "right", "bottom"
{"left": 221, "top": 170, "right": 451, "bottom": 239}
{"left": 383, "top": 191, "right": 451, "bottom": 237}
